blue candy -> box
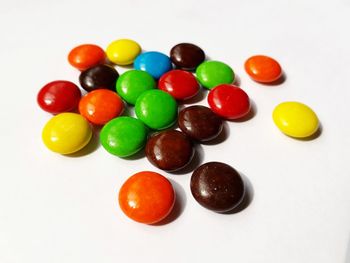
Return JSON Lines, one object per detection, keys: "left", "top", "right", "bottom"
{"left": 134, "top": 51, "right": 172, "bottom": 79}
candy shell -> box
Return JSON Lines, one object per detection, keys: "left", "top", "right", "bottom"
{"left": 106, "top": 39, "right": 141, "bottom": 65}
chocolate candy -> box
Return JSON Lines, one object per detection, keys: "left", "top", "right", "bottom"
{"left": 170, "top": 43, "right": 205, "bottom": 70}
{"left": 190, "top": 162, "right": 245, "bottom": 212}
{"left": 145, "top": 130, "right": 194, "bottom": 171}
{"left": 79, "top": 64, "right": 119, "bottom": 92}
{"left": 134, "top": 51, "right": 172, "bottom": 79}
{"left": 68, "top": 44, "right": 105, "bottom": 71}
{"left": 106, "top": 39, "right": 141, "bottom": 66}
{"left": 178, "top": 105, "right": 223, "bottom": 142}
{"left": 196, "top": 61, "right": 234, "bottom": 89}
{"left": 245, "top": 55, "right": 282, "bottom": 83}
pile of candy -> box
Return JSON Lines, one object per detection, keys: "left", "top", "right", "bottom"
{"left": 37, "top": 39, "right": 320, "bottom": 224}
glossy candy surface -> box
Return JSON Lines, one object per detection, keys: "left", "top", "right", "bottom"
{"left": 42, "top": 113, "right": 92, "bottom": 154}
{"left": 37, "top": 80, "right": 81, "bottom": 114}
{"left": 196, "top": 61, "right": 234, "bottom": 89}
{"left": 119, "top": 171, "right": 175, "bottom": 224}
{"left": 170, "top": 43, "right": 205, "bottom": 70}
{"left": 158, "top": 70, "right": 200, "bottom": 100}
{"left": 106, "top": 39, "right": 141, "bottom": 65}
{"left": 135, "top": 90, "right": 177, "bottom": 130}
{"left": 79, "top": 89, "right": 124, "bottom": 125}
{"left": 116, "top": 70, "right": 156, "bottom": 105}
{"left": 79, "top": 64, "right": 119, "bottom": 92}
{"left": 145, "top": 130, "right": 194, "bottom": 171}
{"left": 178, "top": 105, "right": 223, "bottom": 142}
{"left": 68, "top": 44, "right": 105, "bottom": 71}
{"left": 191, "top": 162, "right": 245, "bottom": 212}
{"left": 244, "top": 55, "right": 282, "bottom": 83}
{"left": 273, "top": 101, "right": 319, "bottom": 138}
{"left": 100, "top": 117, "right": 148, "bottom": 157}
{"left": 134, "top": 51, "right": 172, "bottom": 79}
{"left": 208, "top": 84, "right": 250, "bottom": 120}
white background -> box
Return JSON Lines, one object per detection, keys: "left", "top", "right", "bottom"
{"left": 1, "top": 0, "right": 350, "bottom": 262}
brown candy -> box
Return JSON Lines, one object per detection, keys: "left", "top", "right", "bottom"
{"left": 191, "top": 162, "right": 245, "bottom": 212}
{"left": 145, "top": 130, "right": 194, "bottom": 171}
{"left": 178, "top": 105, "right": 223, "bottom": 142}
{"left": 79, "top": 64, "right": 119, "bottom": 92}
{"left": 170, "top": 43, "right": 205, "bottom": 71}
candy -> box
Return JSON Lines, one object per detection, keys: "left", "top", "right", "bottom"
{"left": 244, "top": 55, "right": 282, "bottom": 83}
{"left": 178, "top": 105, "right": 223, "bottom": 142}
{"left": 158, "top": 70, "right": 200, "bottom": 100}
{"left": 135, "top": 90, "right": 177, "bottom": 130}
{"left": 68, "top": 44, "right": 105, "bottom": 71}
{"left": 79, "top": 64, "right": 119, "bottom": 92}
{"left": 196, "top": 61, "right": 234, "bottom": 89}
{"left": 100, "top": 116, "right": 148, "bottom": 157}
{"left": 170, "top": 43, "right": 205, "bottom": 70}
{"left": 79, "top": 89, "right": 124, "bottom": 125}
{"left": 134, "top": 51, "right": 172, "bottom": 79}
{"left": 191, "top": 162, "right": 245, "bottom": 212}
{"left": 273, "top": 101, "right": 319, "bottom": 138}
{"left": 106, "top": 39, "right": 141, "bottom": 65}
{"left": 145, "top": 130, "right": 194, "bottom": 171}
{"left": 37, "top": 80, "right": 81, "bottom": 115}
{"left": 116, "top": 70, "right": 156, "bottom": 105}
{"left": 208, "top": 84, "right": 250, "bottom": 120}
{"left": 119, "top": 171, "right": 175, "bottom": 224}
{"left": 42, "top": 113, "right": 92, "bottom": 154}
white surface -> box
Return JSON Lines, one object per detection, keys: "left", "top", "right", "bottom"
{"left": 1, "top": 0, "right": 350, "bottom": 262}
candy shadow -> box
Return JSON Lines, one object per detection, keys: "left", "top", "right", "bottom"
{"left": 169, "top": 144, "right": 204, "bottom": 175}
{"left": 65, "top": 127, "right": 101, "bottom": 157}
{"left": 178, "top": 88, "right": 208, "bottom": 105}
{"left": 291, "top": 123, "right": 323, "bottom": 141}
{"left": 152, "top": 179, "right": 187, "bottom": 226}
{"left": 259, "top": 72, "right": 287, "bottom": 86}
{"left": 222, "top": 172, "right": 254, "bottom": 214}
{"left": 122, "top": 148, "right": 146, "bottom": 161}
{"left": 201, "top": 121, "right": 230, "bottom": 145}
{"left": 230, "top": 99, "right": 257, "bottom": 123}
{"left": 233, "top": 74, "right": 241, "bottom": 86}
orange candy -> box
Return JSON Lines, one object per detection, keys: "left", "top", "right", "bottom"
{"left": 68, "top": 44, "right": 105, "bottom": 71}
{"left": 244, "top": 55, "right": 282, "bottom": 83}
{"left": 79, "top": 89, "right": 124, "bottom": 125}
{"left": 119, "top": 171, "right": 175, "bottom": 224}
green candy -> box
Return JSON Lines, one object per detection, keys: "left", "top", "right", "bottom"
{"left": 100, "top": 116, "right": 148, "bottom": 157}
{"left": 196, "top": 60, "right": 235, "bottom": 89}
{"left": 135, "top": 90, "right": 177, "bottom": 130}
{"left": 116, "top": 70, "right": 156, "bottom": 105}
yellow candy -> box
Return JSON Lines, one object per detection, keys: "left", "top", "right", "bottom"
{"left": 273, "top": 101, "right": 319, "bottom": 138}
{"left": 106, "top": 39, "right": 141, "bottom": 65}
{"left": 42, "top": 113, "right": 92, "bottom": 154}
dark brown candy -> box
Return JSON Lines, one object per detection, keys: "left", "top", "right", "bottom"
{"left": 79, "top": 64, "right": 119, "bottom": 92}
{"left": 145, "top": 130, "right": 194, "bottom": 171}
{"left": 178, "top": 105, "right": 223, "bottom": 142}
{"left": 170, "top": 43, "right": 205, "bottom": 71}
{"left": 191, "top": 162, "right": 245, "bottom": 212}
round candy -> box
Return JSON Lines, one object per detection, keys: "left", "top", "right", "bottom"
{"left": 208, "top": 84, "right": 250, "bottom": 120}
{"left": 79, "top": 64, "right": 119, "bottom": 92}
{"left": 119, "top": 171, "right": 175, "bottom": 224}
{"left": 100, "top": 117, "right": 148, "bottom": 157}
{"left": 79, "top": 89, "right": 124, "bottom": 125}
{"left": 244, "top": 55, "right": 282, "bottom": 83}
{"left": 135, "top": 90, "right": 177, "bottom": 130}
{"left": 178, "top": 105, "right": 223, "bottom": 142}
{"left": 170, "top": 43, "right": 205, "bottom": 70}
{"left": 68, "top": 44, "right": 105, "bottom": 71}
{"left": 145, "top": 130, "right": 194, "bottom": 171}
{"left": 196, "top": 61, "right": 234, "bottom": 89}
{"left": 158, "top": 70, "right": 200, "bottom": 100}
{"left": 37, "top": 80, "right": 81, "bottom": 114}
{"left": 106, "top": 39, "right": 141, "bottom": 65}
{"left": 42, "top": 113, "right": 92, "bottom": 154}
{"left": 191, "top": 162, "right": 245, "bottom": 212}
{"left": 116, "top": 70, "right": 156, "bottom": 105}
{"left": 134, "top": 51, "right": 172, "bottom": 79}
{"left": 272, "top": 101, "right": 319, "bottom": 138}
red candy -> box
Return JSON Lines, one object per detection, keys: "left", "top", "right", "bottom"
{"left": 79, "top": 89, "right": 124, "bottom": 125}
{"left": 208, "top": 84, "right": 250, "bottom": 120}
{"left": 68, "top": 44, "right": 106, "bottom": 71}
{"left": 37, "top": 80, "right": 81, "bottom": 115}
{"left": 158, "top": 70, "right": 199, "bottom": 100}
